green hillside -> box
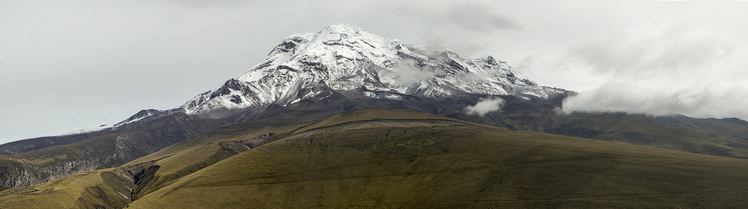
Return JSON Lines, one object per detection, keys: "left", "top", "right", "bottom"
{"left": 484, "top": 98, "right": 748, "bottom": 159}
{"left": 4, "top": 109, "right": 748, "bottom": 208}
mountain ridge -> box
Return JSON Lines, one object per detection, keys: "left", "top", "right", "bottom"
{"left": 178, "top": 23, "right": 569, "bottom": 118}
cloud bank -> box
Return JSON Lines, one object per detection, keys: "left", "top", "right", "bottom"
{"left": 465, "top": 97, "right": 505, "bottom": 117}
{"left": 559, "top": 24, "right": 748, "bottom": 120}
{"left": 562, "top": 82, "right": 748, "bottom": 119}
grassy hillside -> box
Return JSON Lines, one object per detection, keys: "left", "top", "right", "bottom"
{"left": 539, "top": 113, "right": 748, "bottom": 157}
{"left": 482, "top": 98, "right": 748, "bottom": 159}
{"left": 0, "top": 168, "right": 134, "bottom": 209}
{"left": 0, "top": 112, "right": 227, "bottom": 191}
{"left": 649, "top": 115, "right": 748, "bottom": 140}
{"left": 127, "top": 109, "right": 748, "bottom": 208}
{"left": 5, "top": 92, "right": 748, "bottom": 197}
{"left": 5, "top": 108, "right": 748, "bottom": 208}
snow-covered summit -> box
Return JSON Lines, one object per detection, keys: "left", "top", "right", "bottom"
{"left": 179, "top": 24, "right": 568, "bottom": 116}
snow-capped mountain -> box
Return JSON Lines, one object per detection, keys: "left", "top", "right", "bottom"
{"left": 0, "top": 24, "right": 573, "bottom": 191}
{"left": 179, "top": 24, "right": 567, "bottom": 117}
{"left": 61, "top": 23, "right": 569, "bottom": 131}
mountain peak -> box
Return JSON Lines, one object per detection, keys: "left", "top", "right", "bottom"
{"left": 254, "top": 23, "right": 401, "bottom": 73}
{"left": 319, "top": 23, "right": 364, "bottom": 35}
{"left": 180, "top": 24, "right": 568, "bottom": 117}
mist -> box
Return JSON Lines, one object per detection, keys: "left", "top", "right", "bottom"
{"left": 561, "top": 82, "right": 748, "bottom": 120}
{"left": 559, "top": 24, "right": 748, "bottom": 120}
{"left": 389, "top": 60, "right": 437, "bottom": 85}
{"left": 465, "top": 97, "right": 505, "bottom": 117}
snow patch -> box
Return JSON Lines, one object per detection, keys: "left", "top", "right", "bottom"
{"left": 241, "top": 69, "right": 267, "bottom": 82}
{"left": 177, "top": 24, "right": 567, "bottom": 117}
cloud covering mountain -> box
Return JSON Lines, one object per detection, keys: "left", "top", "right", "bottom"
{"left": 560, "top": 25, "right": 748, "bottom": 119}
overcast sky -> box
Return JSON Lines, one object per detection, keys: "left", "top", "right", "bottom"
{"left": 2, "top": 0, "right": 747, "bottom": 144}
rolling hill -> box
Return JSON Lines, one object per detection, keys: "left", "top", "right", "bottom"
{"left": 4, "top": 109, "right": 748, "bottom": 208}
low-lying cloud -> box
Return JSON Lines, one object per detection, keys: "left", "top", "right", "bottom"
{"left": 390, "top": 60, "right": 437, "bottom": 85}
{"left": 465, "top": 97, "right": 505, "bottom": 117}
{"left": 561, "top": 82, "right": 748, "bottom": 119}
{"left": 559, "top": 25, "right": 748, "bottom": 120}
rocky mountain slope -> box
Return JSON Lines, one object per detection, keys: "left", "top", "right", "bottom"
{"left": 179, "top": 24, "right": 568, "bottom": 118}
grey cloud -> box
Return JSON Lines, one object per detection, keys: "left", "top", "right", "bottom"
{"left": 448, "top": 3, "right": 521, "bottom": 32}
{"left": 154, "top": 0, "right": 248, "bottom": 9}
{"left": 424, "top": 36, "right": 486, "bottom": 56}
{"left": 515, "top": 57, "right": 535, "bottom": 73}
{"left": 424, "top": 36, "right": 449, "bottom": 48}
{"left": 570, "top": 27, "right": 734, "bottom": 78}
{"left": 449, "top": 41, "right": 487, "bottom": 56}
{"left": 561, "top": 82, "right": 748, "bottom": 120}
{"left": 465, "top": 97, "right": 505, "bottom": 117}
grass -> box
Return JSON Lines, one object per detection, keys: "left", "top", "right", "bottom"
{"left": 115, "top": 109, "right": 334, "bottom": 200}
{"left": 126, "top": 109, "right": 748, "bottom": 208}
{"left": 6, "top": 108, "right": 748, "bottom": 208}
{"left": 0, "top": 169, "right": 119, "bottom": 208}
{"left": 0, "top": 112, "right": 231, "bottom": 192}
{"left": 516, "top": 112, "right": 748, "bottom": 158}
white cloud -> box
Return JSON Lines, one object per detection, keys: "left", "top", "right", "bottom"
{"left": 465, "top": 97, "right": 505, "bottom": 117}
{"left": 390, "top": 60, "right": 437, "bottom": 85}
{"left": 561, "top": 82, "right": 748, "bottom": 120}
{"left": 559, "top": 24, "right": 748, "bottom": 120}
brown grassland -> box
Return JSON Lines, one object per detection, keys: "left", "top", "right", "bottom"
{"left": 3, "top": 108, "right": 748, "bottom": 208}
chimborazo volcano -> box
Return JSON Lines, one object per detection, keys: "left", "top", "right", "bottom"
{"left": 3, "top": 24, "right": 748, "bottom": 208}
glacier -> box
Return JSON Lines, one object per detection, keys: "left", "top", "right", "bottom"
{"left": 178, "top": 23, "right": 568, "bottom": 117}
